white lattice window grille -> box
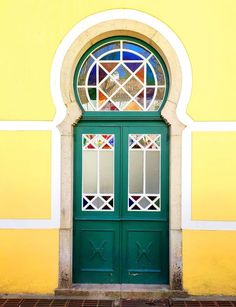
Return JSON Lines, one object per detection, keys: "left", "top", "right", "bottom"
{"left": 82, "top": 134, "right": 114, "bottom": 211}
{"left": 75, "top": 39, "right": 167, "bottom": 112}
{"left": 128, "top": 134, "right": 161, "bottom": 211}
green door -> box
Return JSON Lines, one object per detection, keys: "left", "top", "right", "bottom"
{"left": 73, "top": 121, "right": 169, "bottom": 284}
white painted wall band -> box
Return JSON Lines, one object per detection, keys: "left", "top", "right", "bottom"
{"left": 0, "top": 9, "right": 235, "bottom": 230}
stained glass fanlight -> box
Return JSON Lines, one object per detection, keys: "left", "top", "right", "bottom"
{"left": 74, "top": 37, "right": 168, "bottom": 112}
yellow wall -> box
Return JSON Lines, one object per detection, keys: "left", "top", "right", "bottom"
{"left": 0, "top": 131, "right": 51, "bottom": 219}
{"left": 0, "top": 0, "right": 236, "bottom": 296}
{"left": 183, "top": 230, "right": 236, "bottom": 295}
{"left": 0, "top": 0, "right": 236, "bottom": 120}
{"left": 192, "top": 132, "right": 236, "bottom": 221}
{"left": 0, "top": 229, "right": 58, "bottom": 294}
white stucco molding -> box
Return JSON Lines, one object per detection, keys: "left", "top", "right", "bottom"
{"left": 182, "top": 124, "right": 236, "bottom": 231}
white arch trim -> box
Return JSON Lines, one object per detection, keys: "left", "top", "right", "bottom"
{"left": 0, "top": 9, "right": 236, "bottom": 230}
{"left": 50, "top": 9, "right": 193, "bottom": 127}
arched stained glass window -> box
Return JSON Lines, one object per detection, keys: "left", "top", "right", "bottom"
{"left": 74, "top": 37, "right": 169, "bottom": 112}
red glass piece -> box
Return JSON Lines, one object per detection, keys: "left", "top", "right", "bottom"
{"left": 101, "top": 101, "right": 119, "bottom": 111}
{"left": 132, "top": 195, "right": 141, "bottom": 201}
{"left": 99, "top": 67, "right": 107, "bottom": 82}
{"left": 86, "top": 143, "right": 95, "bottom": 149}
{"left": 102, "top": 143, "right": 112, "bottom": 149}
{"left": 100, "top": 62, "right": 119, "bottom": 72}
{"left": 135, "top": 67, "right": 144, "bottom": 82}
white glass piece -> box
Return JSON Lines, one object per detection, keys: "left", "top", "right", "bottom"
{"left": 146, "top": 151, "right": 160, "bottom": 194}
{"left": 93, "top": 197, "right": 104, "bottom": 209}
{"left": 100, "top": 151, "right": 113, "bottom": 193}
{"left": 83, "top": 151, "right": 97, "bottom": 193}
{"left": 129, "top": 151, "right": 143, "bottom": 193}
{"left": 139, "top": 197, "right": 150, "bottom": 209}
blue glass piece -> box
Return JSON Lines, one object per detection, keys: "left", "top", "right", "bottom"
{"left": 129, "top": 198, "right": 134, "bottom": 207}
{"left": 78, "top": 56, "right": 94, "bottom": 85}
{"left": 149, "top": 56, "right": 165, "bottom": 85}
{"left": 88, "top": 64, "right": 97, "bottom": 85}
{"left": 93, "top": 42, "right": 120, "bottom": 58}
{"left": 124, "top": 62, "right": 142, "bottom": 72}
{"left": 115, "top": 65, "right": 130, "bottom": 80}
{"left": 123, "top": 51, "right": 142, "bottom": 61}
{"left": 149, "top": 55, "right": 159, "bottom": 70}
{"left": 123, "top": 42, "right": 150, "bottom": 58}
{"left": 146, "top": 64, "right": 155, "bottom": 85}
{"left": 129, "top": 137, "right": 134, "bottom": 147}
{"left": 108, "top": 136, "right": 114, "bottom": 147}
{"left": 83, "top": 198, "right": 88, "bottom": 206}
{"left": 100, "top": 51, "right": 120, "bottom": 61}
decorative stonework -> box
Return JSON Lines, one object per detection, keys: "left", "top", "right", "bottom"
{"left": 57, "top": 15, "right": 185, "bottom": 292}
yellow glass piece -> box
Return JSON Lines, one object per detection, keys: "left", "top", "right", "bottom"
{"left": 124, "top": 101, "right": 142, "bottom": 111}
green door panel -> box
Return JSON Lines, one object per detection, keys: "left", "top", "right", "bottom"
{"left": 73, "top": 221, "right": 120, "bottom": 283}
{"left": 121, "top": 221, "right": 169, "bottom": 284}
{"left": 73, "top": 121, "right": 169, "bottom": 284}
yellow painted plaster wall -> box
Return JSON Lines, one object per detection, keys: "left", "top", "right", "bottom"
{"left": 0, "top": 131, "right": 51, "bottom": 219}
{"left": 183, "top": 230, "right": 236, "bottom": 295}
{"left": 0, "top": 0, "right": 236, "bottom": 120}
{"left": 192, "top": 132, "right": 236, "bottom": 221}
{"left": 0, "top": 230, "right": 58, "bottom": 294}
{"left": 0, "top": 0, "right": 236, "bottom": 296}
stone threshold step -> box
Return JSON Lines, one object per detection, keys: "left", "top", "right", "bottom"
{"left": 55, "top": 284, "right": 187, "bottom": 300}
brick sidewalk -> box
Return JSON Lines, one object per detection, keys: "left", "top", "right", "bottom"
{"left": 0, "top": 299, "right": 236, "bottom": 307}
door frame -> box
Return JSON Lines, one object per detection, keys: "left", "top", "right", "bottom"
{"left": 57, "top": 99, "right": 184, "bottom": 291}
{"left": 53, "top": 10, "right": 191, "bottom": 292}
{"left": 73, "top": 121, "right": 169, "bottom": 284}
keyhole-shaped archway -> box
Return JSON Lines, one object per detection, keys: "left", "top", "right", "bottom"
{"left": 51, "top": 9, "right": 192, "bottom": 294}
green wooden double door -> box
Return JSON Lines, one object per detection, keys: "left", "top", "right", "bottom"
{"left": 73, "top": 121, "right": 169, "bottom": 284}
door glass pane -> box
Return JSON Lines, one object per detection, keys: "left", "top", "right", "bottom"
{"left": 128, "top": 134, "right": 161, "bottom": 211}
{"left": 146, "top": 151, "right": 160, "bottom": 194}
{"left": 129, "top": 151, "right": 143, "bottom": 193}
{"left": 83, "top": 151, "right": 97, "bottom": 193}
{"left": 100, "top": 151, "right": 113, "bottom": 193}
{"left": 82, "top": 134, "right": 114, "bottom": 211}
